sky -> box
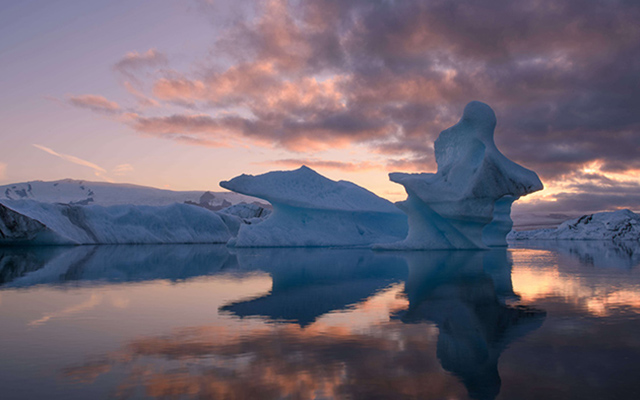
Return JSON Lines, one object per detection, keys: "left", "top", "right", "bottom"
{"left": 1, "top": 0, "right": 639, "bottom": 217}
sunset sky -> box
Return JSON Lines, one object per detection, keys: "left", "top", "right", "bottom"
{"left": 2, "top": 0, "right": 639, "bottom": 216}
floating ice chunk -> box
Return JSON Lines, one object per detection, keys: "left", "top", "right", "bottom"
{"left": 0, "top": 200, "right": 232, "bottom": 245}
{"left": 220, "top": 166, "right": 408, "bottom": 247}
{"left": 508, "top": 209, "right": 640, "bottom": 241}
{"left": 380, "top": 101, "right": 542, "bottom": 249}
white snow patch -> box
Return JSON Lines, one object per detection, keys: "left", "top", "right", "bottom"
{"left": 508, "top": 209, "right": 640, "bottom": 241}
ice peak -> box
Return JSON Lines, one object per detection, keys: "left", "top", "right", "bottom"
{"left": 461, "top": 100, "right": 497, "bottom": 132}
{"left": 220, "top": 166, "right": 407, "bottom": 247}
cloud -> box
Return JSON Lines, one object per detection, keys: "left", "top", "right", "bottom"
{"left": 127, "top": 1, "right": 640, "bottom": 170}
{"left": 67, "top": 95, "right": 121, "bottom": 115}
{"left": 113, "top": 163, "right": 134, "bottom": 175}
{"left": 264, "top": 159, "right": 383, "bottom": 172}
{"left": 33, "top": 144, "right": 114, "bottom": 182}
{"left": 114, "top": 49, "right": 167, "bottom": 74}
{"left": 71, "top": 0, "right": 640, "bottom": 214}
{"left": 130, "top": 110, "right": 389, "bottom": 152}
{"left": 263, "top": 157, "right": 432, "bottom": 173}
{"left": 515, "top": 168, "right": 640, "bottom": 215}
{"left": 123, "top": 81, "right": 159, "bottom": 108}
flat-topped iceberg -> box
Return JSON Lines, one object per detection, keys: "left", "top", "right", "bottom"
{"left": 220, "top": 166, "right": 408, "bottom": 247}
{"left": 0, "top": 200, "right": 232, "bottom": 245}
{"left": 508, "top": 209, "right": 640, "bottom": 241}
{"left": 379, "top": 101, "right": 542, "bottom": 250}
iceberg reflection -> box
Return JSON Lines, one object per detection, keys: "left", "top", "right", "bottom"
{"left": 396, "top": 250, "right": 545, "bottom": 399}
{"left": 1, "top": 245, "right": 234, "bottom": 287}
{"left": 0, "top": 245, "right": 552, "bottom": 400}
{"left": 221, "top": 248, "right": 408, "bottom": 326}
{"left": 510, "top": 239, "right": 640, "bottom": 269}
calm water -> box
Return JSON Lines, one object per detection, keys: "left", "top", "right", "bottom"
{"left": 1, "top": 241, "right": 640, "bottom": 400}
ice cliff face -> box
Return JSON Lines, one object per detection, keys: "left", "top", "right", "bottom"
{"left": 0, "top": 200, "right": 232, "bottom": 245}
{"left": 482, "top": 195, "right": 517, "bottom": 247}
{"left": 508, "top": 209, "right": 640, "bottom": 241}
{"left": 380, "top": 101, "right": 543, "bottom": 249}
{"left": 220, "top": 166, "right": 408, "bottom": 247}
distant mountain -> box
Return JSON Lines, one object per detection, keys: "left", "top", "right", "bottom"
{"left": 508, "top": 209, "right": 640, "bottom": 241}
{"left": 0, "top": 179, "right": 267, "bottom": 210}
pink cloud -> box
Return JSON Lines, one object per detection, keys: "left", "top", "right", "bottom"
{"left": 114, "top": 49, "right": 167, "bottom": 73}
{"left": 67, "top": 95, "right": 121, "bottom": 115}
{"left": 264, "top": 159, "right": 384, "bottom": 172}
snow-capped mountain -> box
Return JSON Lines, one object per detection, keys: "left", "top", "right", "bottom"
{"left": 508, "top": 209, "right": 640, "bottom": 241}
{"left": 0, "top": 179, "right": 265, "bottom": 209}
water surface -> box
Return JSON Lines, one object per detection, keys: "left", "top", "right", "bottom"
{"left": 1, "top": 241, "right": 640, "bottom": 399}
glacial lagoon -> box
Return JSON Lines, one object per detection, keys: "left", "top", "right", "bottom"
{"left": 1, "top": 242, "right": 640, "bottom": 399}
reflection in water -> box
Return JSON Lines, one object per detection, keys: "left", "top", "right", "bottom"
{"left": 0, "top": 245, "right": 550, "bottom": 400}
{"left": 0, "top": 246, "right": 70, "bottom": 285}
{"left": 509, "top": 241, "right": 640, "bottom": 317}
{"left": 221, "top": 248, "right": 408, "bottom": 326}
{"left": 510, "top": 239, "right": 640, "bottom": 269}
{"left": 1, "top": 244, "right": 235, "bottom": 287}
{"left": 0, "top": 242, "right": 640, "bottom": 399}
{"left": 396, "top": 251, "right": 545, "bottom": 400}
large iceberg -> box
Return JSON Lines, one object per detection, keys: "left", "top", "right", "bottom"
{"left": 220, "top": 166, "right": 408, "bottom": 247}
{"left": 379, "top": 101, "right": 543, "bottom": 250}
{"left": 0, "top": 200, "right": 232, "bottom": 245}
{"left": 508, "top": 209, "right": 640, "bottom": 241}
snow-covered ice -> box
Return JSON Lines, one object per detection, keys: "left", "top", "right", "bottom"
{"left": 0, "top": 179, "right": 262, "bottom": 209}
{"left": 508, "top": 209, "right": 640, "bottom": 241}
{"left": 0, "top": 200, "right": 232, "bottom": 245}
{"left": 379, "top": 101, "right": 543, "bottom": 250}
{"left": 220, "top": 166, "right": 408, "bottom": 247}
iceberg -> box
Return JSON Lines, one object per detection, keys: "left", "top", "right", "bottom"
{"left": 379, "top": 101, "right": 543, "bottom": 250}
{"left": 0, "top": 179, "right": 261, "bottom": 208}
{"left": 0, "top": 200, "right": 232, "bottom": 245}
{"left": 508, "top": 209, "right": 640, "bottom": 241}
{"left": 220, "top": 166, "right": 408, "bottom": 247}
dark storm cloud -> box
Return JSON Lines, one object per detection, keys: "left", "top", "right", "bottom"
{"left": 514, "top": 171, "right": 640, "bottom": 215}
{"left": 59, "top": 0, "right": 638, "bottom": 213}
{"left": 136, "top": 0, "right": 640, "bottom": 176}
